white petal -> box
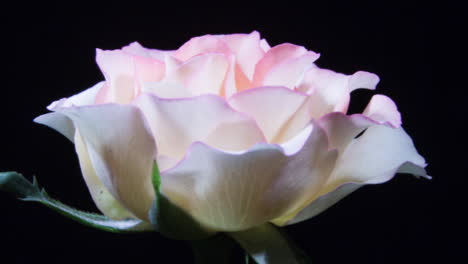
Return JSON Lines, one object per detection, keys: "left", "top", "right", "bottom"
{"left": 284, "top": 183, "right": 361, "bottom": 225}
{"left": 252, "top": 43, "right": 314, "bottom": 87}
{"left": 161, "top": 122, "right": 337, "bottom": 231}
{"left": 328, "top": 125, "right": 426, "bottom": 187}
{"left": 261, "top": 53, "right": 319, "bottom": 89}
{"left": 219, "top": 31, "right": 266, "bottom": 80}
{"left": 74, "top": 130, "right": 135, "bottom": 220}
{"left": 296, "top": 66, "right": 379, "bottom": 113}
{"left": 229, "top": 86, "right": 314, "bottom": 143}
{"left": 363, "top": 94, "right": 401, "bottom": 127}
{"left": 134, "top": 93, "right": 265, "bottom": 161}
{"left": 34, "top": 82, "right": 105, "bottom": 142}
{"left": 284, "top": 124, "right": 427, "bottom": 225}
{"left": 161, "top": 53, "right": 229, "bottom": 97}
{"left": 57, "top": 104, "right": 157, "bottom": 221}
{"left": 34, "top": 112, "right": 75, "bottom": 142}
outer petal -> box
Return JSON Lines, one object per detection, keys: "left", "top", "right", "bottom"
{"left": 74, "top": 130, "right": 135, "bottom": 220}
{"left": 281, "top": 116, "right": 427, "bottom": 226}
{"left": 296, "top": 65, "right": 380, "bottom": 113}
{"left": 252, "top": 43, "right": 319, "bottom": 87}
{"left": 161, "top": 122, "right": 337, "bottom": 231}
{"left": 34, "top": 82, "right": 104, "bottom": 141}
{"left": 133, "top": 93, "right": 266, "bottom": 161}
{"left": 55, "top": 104, "right": 157, "bottom": 221}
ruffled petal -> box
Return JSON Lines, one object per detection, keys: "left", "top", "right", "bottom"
{"left": 296, "top": 65, "right": 380, "bottom": 113}
{"left": 54, "top": 104, "right": 157, "bottom": 221}
{"left": 229, "top": 86, "right": 316, "bottom": 143}
{"left": 175, "top": 35, "right": 230, "bottom": 61}
{"left": 252, "top": 43, "right": 319, "bottom": 88}
{"left": 262, "top": 52, "right": 319, "bottom": 89}
{"left": 147, "top": 53, "right": 229, "bottom": 97}
{"left": 121, "top": 41, "right": 171, "bottom": 61}
{"left": 363, "top": 94, "right": 401, "bottom": 127}
{"left": 95, "top": 48, "right": 165, "bottom": 103}
{"left": 161, "top": 122, "right": 337, "bottom": 231}
{"left": 326, "top": 124, "right": 426, "bottom": 188}
{"left": 133, "top": 93, "right": 266, "bottom": 162}
{"left": 34, "top": 82, "right": 105, "bottom": 141}
{"left": 281, "top": 118, "right": 427, "bottom": 225}
{"left": 218, "top": 31, "right": 266, "bottom": 80}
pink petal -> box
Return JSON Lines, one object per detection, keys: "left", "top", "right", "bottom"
{"left": 96, "top": 48, "right": 165, "bottom": 103}
{"left": 149, "top": 53, "right": 229, "bottom": 98}
{"left": 296, "top": 65, "right": 380, "bottom": 113}
{"left": 252, "top": 43, "right": 318, "bottom": 87}
{"left": 121, "top": 41, "right": 171, "bottom": 61}
{"left": 229, "top": 86, "right": 313, "bottom": 143}
{"left": 175, "top": 35, "right": 231, "bottom": 61}
{"left": 261, "top": 52, "right": 319, "bottom": 89}
{"left": 96, "top": 49, "right": 138, "bottom": 103}
{"left": 363, "top": 94, "right": 401, "bottom": 127}
{"left": 218, "top": 31, "right": 266, "bottom": 80}
{"left": 161, "top": 122, "right": 337, "bottom": 231}
{"left": 133, "top": 93, "right": 266, "bottom": 162}
{"left": 260, "top": 38, "right": 271, "bottom": 52}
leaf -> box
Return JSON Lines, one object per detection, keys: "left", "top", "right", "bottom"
{"left": 148, "top": 162, "right": 214, "bottom": 240}
{"left": 229, "top": 223, "right": 312, "bottom": 264}
{"left": 0, "top": 171, "right": 151, "bottom": 233}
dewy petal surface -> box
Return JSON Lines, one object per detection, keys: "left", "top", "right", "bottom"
{"left": 133, "top": 93, "right": 266, "bottom": 162}
{"left": 55, "top": 104, "right": 157, "bottom": 221}
{"left": 160, "top": 123, "right": 337, "bottom": 231}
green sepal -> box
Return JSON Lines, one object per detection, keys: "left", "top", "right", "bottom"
{"left": 0, "top": 171, "right": 151, "bottom": 233}
{"left": 229, "top": 223, "right": 312, "bottom": 264}
{"left": 148, "top": 162, "right": 214, "bottom": 240}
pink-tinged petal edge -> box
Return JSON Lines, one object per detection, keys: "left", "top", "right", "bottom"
{"left": 229, "top": 86, "right": 310, "bottom": 143}
{"left": 35, "top": 82, "right": 105, "bottom": 141}
{"left": 133, "top": 92, "right": 266, "bottom": 162}
{"left": 275, "top": 112, "right": 428, "bottom": 226}
{"left": 252, "top": 43, "right": 319, "bottom": 87}
{"left": 160, "top": 121, "right": 337, "bottom": 231}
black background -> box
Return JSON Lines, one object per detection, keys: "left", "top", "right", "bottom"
{"left": 1, "top": 2, "right": 462, "bottom": 264}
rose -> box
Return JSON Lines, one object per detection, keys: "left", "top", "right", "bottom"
{"left": 35, "top": 31, "right": 427, "bottom": 232}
